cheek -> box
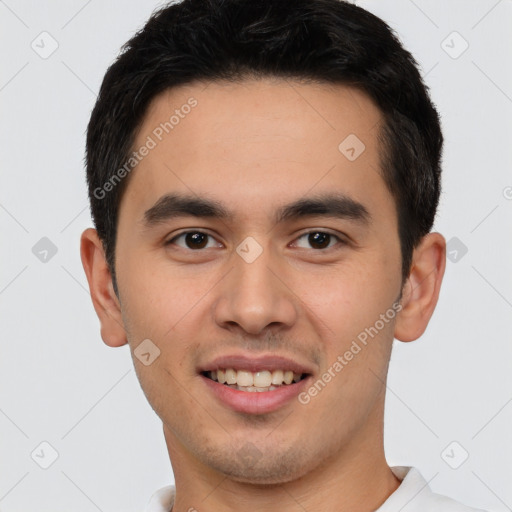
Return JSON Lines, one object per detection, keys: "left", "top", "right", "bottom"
{"left": 118, "top": 250, "right": 193, "bottom": 331}
{"left": 293, "top": 259, "right": 395, "bottom": 338}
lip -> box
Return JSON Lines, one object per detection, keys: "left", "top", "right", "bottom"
{"left": 198, "top": 354, "right": 315, "bottom": 375}
{"left": 198, "top": 353, "right": 315, "bottom": 415}
{"left": 200, "top": 373, "right": 313, "bottom": 415}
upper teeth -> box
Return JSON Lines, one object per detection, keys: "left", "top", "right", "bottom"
{"left": 210, "top": 369, "right": 302, "bottom": 387}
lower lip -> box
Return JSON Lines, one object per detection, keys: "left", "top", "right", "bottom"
{"left": 200, "top": 374, "right": 312, "bottom": 415}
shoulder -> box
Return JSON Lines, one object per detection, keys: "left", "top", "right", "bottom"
{"left": 381, "top": 466, "right": 487, "bottom": 512}
{"left": 427, "top": 490, "right": 487, "bottom": 512}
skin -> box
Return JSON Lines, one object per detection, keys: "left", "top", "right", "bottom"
{"left": 81, "top": 78, "right": 446, "bottom": 512}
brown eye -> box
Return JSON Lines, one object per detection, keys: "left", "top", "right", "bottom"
{"left": 308, "top": 232, "right": 330, "bottom": 249}
{"left": 293, "top": 231, "right": 343, "bottom": 250}
{"left": 167, "top": 231, "right": 218, "bottom": 250}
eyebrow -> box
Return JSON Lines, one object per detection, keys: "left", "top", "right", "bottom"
{"left": 143, "top": 192, "right": 371, "bottom": 227}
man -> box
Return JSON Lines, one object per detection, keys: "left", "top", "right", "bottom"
{"left": 80, "top": 0, "right": 485, "bottom": 510}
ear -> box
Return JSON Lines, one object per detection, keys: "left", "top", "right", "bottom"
{"left": 80, "top": 228, "right": 127, "bottom": 347}
{"left": 394, "top": 232, "right": 446, "bottom": 342}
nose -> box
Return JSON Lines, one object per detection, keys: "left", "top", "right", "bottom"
{"left": 213, "top": 240, "right": 298, "bottom": 336}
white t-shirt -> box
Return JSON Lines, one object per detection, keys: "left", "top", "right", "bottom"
{"left": 144, "top": 466, "right": 486, "bottom": 512}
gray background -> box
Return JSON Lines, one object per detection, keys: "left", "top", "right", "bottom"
{"left": 1, "top": 0, "right": 511, "bottom": 510}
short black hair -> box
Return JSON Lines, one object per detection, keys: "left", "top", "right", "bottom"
{"left": 86, "top": 0, "right": 443, "bottom": 293}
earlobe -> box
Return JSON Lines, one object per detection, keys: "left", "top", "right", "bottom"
{"left": 80, "top": 228, "right": 128, "bottom": 347}
{"left": 394, "top": 232, "right": 446, "bottom": 342}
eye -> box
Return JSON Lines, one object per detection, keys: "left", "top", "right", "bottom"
{"left": 166, "top": 231, "right": 222, "bottom": 250}
{"left": 292, "top": 231, "right": 345, "bottom": 250}
{"left": 165, "top": 230, "right": 346, "bottom": 252}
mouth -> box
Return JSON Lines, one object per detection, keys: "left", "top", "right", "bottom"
{"left": 201, "top": 368, "right": 309, "bottom": 392}
{"left": 198, "top": 354, "right": 315, "bottom": 414}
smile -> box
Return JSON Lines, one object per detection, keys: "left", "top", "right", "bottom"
{"left": 203, "top": 368, "right": 307, "bottom": 392}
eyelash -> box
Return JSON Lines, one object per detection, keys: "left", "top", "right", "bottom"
{"left": 165, "top": 230, "right": 347, "bottom": 252}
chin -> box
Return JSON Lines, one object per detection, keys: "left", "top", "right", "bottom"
{"left": 203, "top": 443, "right": 315, "bottom": 485}
{"left": 220, "top": 464, "right": 303, "bottom": 486}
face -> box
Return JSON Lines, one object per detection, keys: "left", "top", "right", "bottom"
{"left": 113, "top": 78, "right": 405, "bottom": 483}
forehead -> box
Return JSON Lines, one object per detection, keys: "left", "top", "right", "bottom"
{"left": 139, "top": 77, "right": 382, "bottom": 153}
{"left": 122, "top": 78, "right": 390, "bottom": 224}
